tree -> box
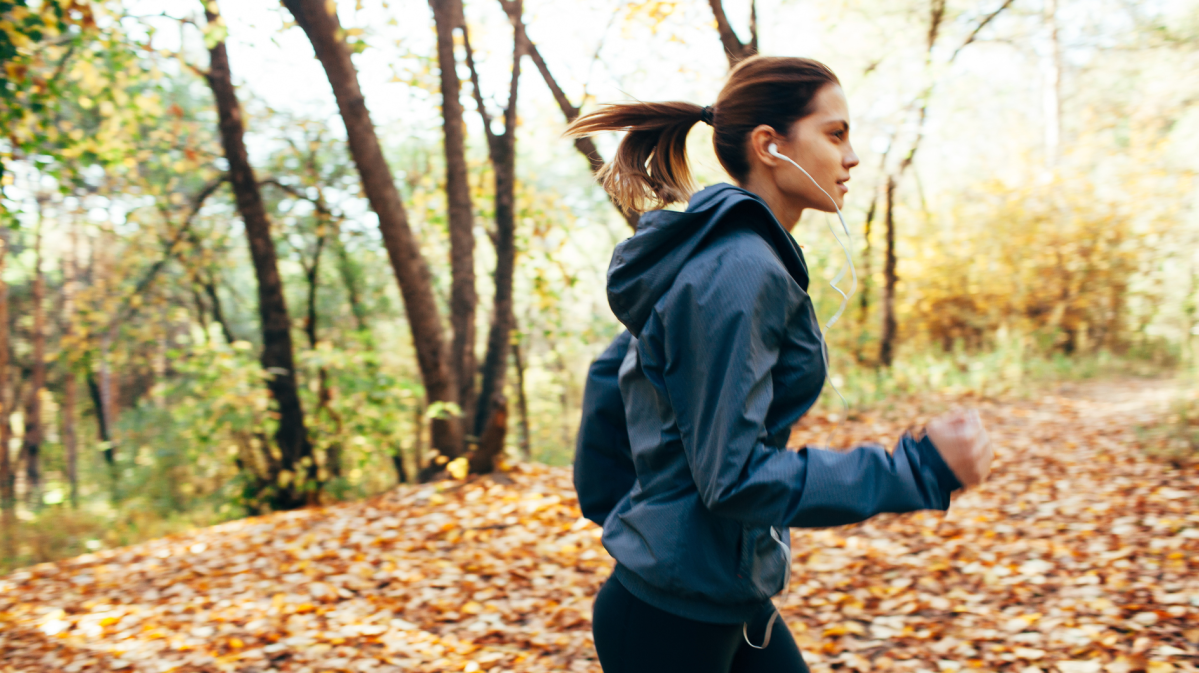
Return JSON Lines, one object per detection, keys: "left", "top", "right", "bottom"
{"left": 430, "top": 0, "right": 480, "bottom": 427}
{"left": 855, "top": 150, "right": 889, "bottom": 364}
{"left": 0, "top": 228, "right": 12, "bottom": 553}
{"left": 262, "top": 140, "right": 357, "bottom": 481}
{"left": 878, "top": 0, "right": 1015, "bottom": 366}
{"left": 62, "top": 219, "right": 79, "bottom": 508}
{"left": 20, "top": 209, "right": 45, "bottom": 507}
{"left": 511, "top": 329, "right": 532, "bottom": 460}
{"left": 282, "top": 0, "right": 464, "bottom": 461}
{"left": 203, "top": 1, "right": 317, "bottom": 509}
{"left": 462, "top": 2, "right": 524, "bottom": 473}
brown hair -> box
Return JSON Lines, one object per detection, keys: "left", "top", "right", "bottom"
{"left": 565, "top": 56, "right": 840, "bottom": 214}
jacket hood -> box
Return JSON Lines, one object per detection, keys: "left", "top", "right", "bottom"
{"left": 607, "top": 183, "right": 810, "bottom": 337}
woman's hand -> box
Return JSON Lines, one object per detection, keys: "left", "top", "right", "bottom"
{"left": 925, "top": 409, "right": 993, "bottom": 490}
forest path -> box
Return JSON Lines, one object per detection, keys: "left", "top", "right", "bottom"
{"left": 1, "top": 378, "right": 1195, "bottom": 673}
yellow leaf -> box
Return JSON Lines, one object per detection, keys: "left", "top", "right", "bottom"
{"left": 1147, "top": 663, "right": 1175, "bottom": 673}
{"left": 447, "top": 457, "right": 469, "bottom": 480}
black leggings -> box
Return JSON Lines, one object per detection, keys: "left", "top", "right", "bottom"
{"left": 591, "top": 575, "right": 810, "bottom": 673}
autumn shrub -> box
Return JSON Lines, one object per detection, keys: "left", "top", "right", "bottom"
{"left": 901, "top": 177, "right": 1153, "bottom": 356}
{"left": 1139, "top": 378, "right": 1199, "bottom": 466}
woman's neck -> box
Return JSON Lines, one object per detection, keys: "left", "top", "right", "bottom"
{"left": 737, "top": 175, "right": 803, "bottom": 231}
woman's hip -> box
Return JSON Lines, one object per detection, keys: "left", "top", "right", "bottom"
{"left": 591, "top": 573, "right": 808, "bottom": 673}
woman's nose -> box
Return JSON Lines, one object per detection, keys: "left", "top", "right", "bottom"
{"left": 845, "top": 146, "right": 860, "bottom": 170}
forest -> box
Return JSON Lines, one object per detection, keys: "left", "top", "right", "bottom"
{"left": 0, "top": 0, "right": 1197, "bottom": 670}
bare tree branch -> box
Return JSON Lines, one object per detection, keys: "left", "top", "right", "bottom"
{"left": 112, "top": 176, "right": 228, "bottom": 328}
{"left": 502, "top": 1, "right": 639, "bottom": 229}
{"left": 260, "top": 178, "right": 338, "bottom": 218}
{"left": 950, "top": 0, "right": 1017, "bottom": 63}
{"left": 707, "top": 0, "right": 758, "bottom": 68}
{"left": 748, "top": 0, "right": 758, "bottom": 55}
{"left": 927, "top": 0, "right": 948, "bottom": 57}
{"left": 461, "top": 23, "right": 497, "bottom": 148}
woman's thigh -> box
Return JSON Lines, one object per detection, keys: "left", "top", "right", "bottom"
{"left": 591, "top": 576, "right": 742, "bottom": 673}
{"left": 731, "top": 605, "right": 810, "bottom": 673}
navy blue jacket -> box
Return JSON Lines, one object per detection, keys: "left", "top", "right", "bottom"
{"left": 573, "top": 184, "right": 961, "bottom": 624}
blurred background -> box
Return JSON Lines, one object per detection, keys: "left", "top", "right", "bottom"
{"left": 0, "top": 0, "right": 1195, "bottom": 571}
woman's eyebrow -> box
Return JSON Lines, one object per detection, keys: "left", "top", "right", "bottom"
{"left": 824, "top": 120, "right": 850, "bottom": 132}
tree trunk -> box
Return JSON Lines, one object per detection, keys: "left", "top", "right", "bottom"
{"left": 21, "top": 216, "right": 46, "bottom": 508}
{"left": 191, "top": 285, "right": 210, "bottom": 345}
{"left": 413, "top": 399, "right": 425, "bottom": 476}
{"left": 302, "top": 229, "right": 342, "bottom": 480}
{"left": 334, "top": 236, "right": 369, "bottom": 334}
{"left": 303, "top": 234, "right": 326, "bottom": 353}
{"left": 63, "top": 371, "right": 77, "bottom": 508}
{"left": 0, "top": 231, "right": 13, "bottom": 545}
{"left": 463, "top": 8, "right": 522, "bottom": 474}
{"left": 391, "top": 446, "right": 408, "bottom": 485}
{"left": 430, "top": 0, "right": 479, "bottom": 428}
{"left": 856, "top": 148, "right": 891, "bottom": 364}
{"left": 98, "top": 328, "right": 117, "bottom": 466}
{"left": 468, "top": 396, "right": 507, "bottom": 474}
{"left": 205, "top": 1, "right": 317, "bottom": 509}
{"left": 84, "top": 373, "right": 106, "bottom": 456}
{"left": 512, "top": 333, "right": 531, "bottom": 460}
{"left": 879, "top": 176, "right": 898, "bottom": 368}
{"left": 63, "top": 220, "right": 79, "bottom": 508}
{"left": 282, "top": 0, "right": 463, "bottom": 458}
{"left": 856, "top": 192, "right": 877, "bottom": 364}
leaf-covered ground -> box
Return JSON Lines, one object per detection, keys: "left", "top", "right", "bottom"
{"left": 2, "top": 380, "right": 1196, "bottom": 673}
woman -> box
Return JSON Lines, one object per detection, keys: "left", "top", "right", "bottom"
{"left": 568, "top": 56, "right": 994, "bottom": 673}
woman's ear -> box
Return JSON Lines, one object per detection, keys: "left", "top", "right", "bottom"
{"left": 750, "top": 125, "right": 781, "bottom": 167}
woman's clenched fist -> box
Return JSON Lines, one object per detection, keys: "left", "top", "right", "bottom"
{"left": 925, "top": 409, "right": 993, "bottom": 490}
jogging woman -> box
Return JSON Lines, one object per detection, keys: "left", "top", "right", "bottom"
{"left": 568, "top": 56, "right": 994, "bottom": 673}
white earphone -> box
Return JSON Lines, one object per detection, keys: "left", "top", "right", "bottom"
{"left": 766, "top": 142, "right": 856, "bottom": 416}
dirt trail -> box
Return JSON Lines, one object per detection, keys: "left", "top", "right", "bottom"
{"left": 1, "top": 380, "right": 1194, "bottom": 673}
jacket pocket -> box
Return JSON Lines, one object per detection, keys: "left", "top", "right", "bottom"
{"left": 738, "top": 524, "right": 790, "bottom": 601}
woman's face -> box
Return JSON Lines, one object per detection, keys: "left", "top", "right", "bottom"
{"left": 772, "top": 84, "right": 860, "bottom": 213}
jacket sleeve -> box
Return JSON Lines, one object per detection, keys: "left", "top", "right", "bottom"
{"left": 658, "top": 246, "right": 960, "bottom": 529}
{"left": 573, "top": 331, "right": 637, "bottom": 527}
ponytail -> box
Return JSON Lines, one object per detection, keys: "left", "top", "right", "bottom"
{"left": 565, "top": 102, "right": 706, "bottom": 214}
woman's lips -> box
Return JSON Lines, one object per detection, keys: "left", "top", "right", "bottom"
{"left": 837, "top": 182, "right": 849, "bottom": 194}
